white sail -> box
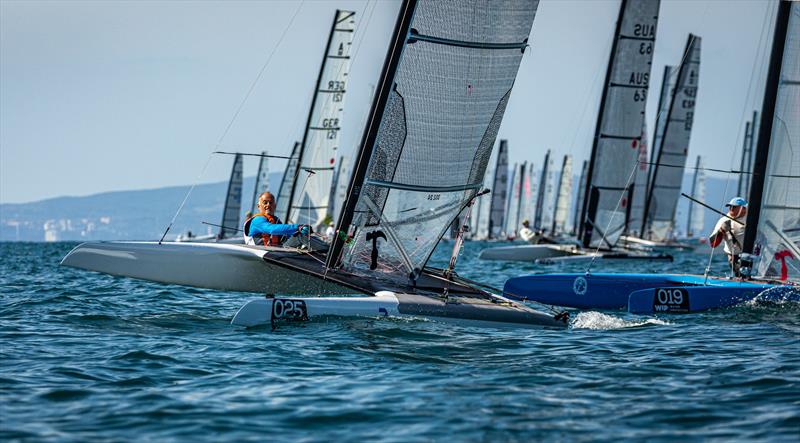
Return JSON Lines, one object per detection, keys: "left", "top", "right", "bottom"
{"left": 475, "top": 167, "right": 492, "bottom": 240}
{"left": 219, "top": 154, "right": 243, "bottom": 239}
{"left": 489, "top": 140, "right": 510, "bottom": 238}
{"left": 687, "top": 155, "right": 705, "bottom": 237}
{"left": 505, "top": 164, "right": 521, "bottom": 237}
{"left": 644, "top": 35, "right": 702, "bottom": 241}
{"left": 573, "top": 160, "right": 588, "bottom": 235}
{"left": 580, "top": 0, "right": 660, "bottom": 249}
{"left": 628, "top": 121, "right": 650, "bottom": 236}
{"left": 754, "top": 2, "right": 800, "bottom": 282}
{"left": 288, "top": 10, "right": 356, "bottom": 228}
{"left": 552, "top": 155, "right": 573, "bottom": 234}
{"left": 275, "top": 141, "right": 300, "bottom": 222}
{"left": 334, "top": 0, "right": 538, "bottom": 279}
{"left": 520, "top": 162, "right": 535, "bottom": 226}
{"left": 250, "top": 151, "right": 270, "bottom": 214}
{"left": 540, "top": 153, "right": 555, "bottom": 232}
{"left": 534, "top": 149, "right": 550, "bottom": 229}
{"left": 330, "top": 156, "right": 351, "bottom": 224}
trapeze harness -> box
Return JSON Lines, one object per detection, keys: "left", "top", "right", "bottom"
{"left": 244, "top": 213, "right": 284, "bottom": 246}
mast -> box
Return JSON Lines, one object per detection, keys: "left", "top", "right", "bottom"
{"left": 286, "top": 10, "right": 355, "bottom": 226}
{"left": 744, "top": 0, "right": 792, "bottom": 255}
{"left": 642, "top": 35, "right": 700, "bottom": 240}
{"left": 326, "top": 0, "right": 418, "bottom": 269}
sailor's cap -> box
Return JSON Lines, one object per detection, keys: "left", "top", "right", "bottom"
{"left": 725, "top": 197, "right": 748, "bottom": 207}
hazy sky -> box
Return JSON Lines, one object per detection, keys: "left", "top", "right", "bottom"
{"left": 1, "top": 0, "right": 777, "bottom": 204}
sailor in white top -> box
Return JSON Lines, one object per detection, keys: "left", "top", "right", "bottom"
{"left": 709, "top": 197, "right": 748, "bottom": 276}
{"left": 519, "top": 220, "right": 539, "bottom": 244}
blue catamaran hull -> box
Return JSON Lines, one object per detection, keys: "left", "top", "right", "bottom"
{"left": 503, "top": 273, "right": 789, "bottom": 313}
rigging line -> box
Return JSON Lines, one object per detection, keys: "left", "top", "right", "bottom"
{"left": 584, "top": 159, "right": 639, "bottom": 274}
{"left": 213, "top": 151, "right": 292, "bottom": 160}
{"left": 636, "top": 160, "right": 800, "bottom": 177}
{"left": 213, "top": 0, "right": 306, "bottom": 150}
{"left": 158, "top": 153, "right": 214, "bottom": 244}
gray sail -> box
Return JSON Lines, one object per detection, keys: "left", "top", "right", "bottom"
{"left": 334, "top": 0, "right": 538, "bottom": 280}
{"left": 686, "top": 155, "right": 705, "bottom": 237}
{"left": 643, "top": 35, "right": 701, "bottom": 241}
{"left": 275, "top": 141, "right": 300, "bottom": 222}
{"left": 288, "top": 10, "right": 356, "bottom": 227}
{"left": 573, "top": 160, "right": 588, "bottom": 235}
{"left": 219, "top": 154, "right": 243, "bottom": 239}
{"left": 552, "top": 155, "right": 573, "bottom": 234}
{"left": 534, "top": 149, "right": 551, "bottom": 230}
{"left": 752, "top": 2, "right": 800, "bottom": 282}
{"left": 489, "top": 139, "right": 510, "bottom": 238}
{"left": 628, "top": 121, "right": 650, "bottom": 236}
{"left": 580, "top": 0, "right": 660, "bottom": 249}
{"left": 250, "top": 151, "right": 270, "bottom": 213}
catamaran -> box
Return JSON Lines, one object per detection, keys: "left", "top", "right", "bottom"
{"left": 61, "top": 0, "right": 568, "bottom": 329}
{"left": 503, "top": 0, "right": 800, "bottom": 313}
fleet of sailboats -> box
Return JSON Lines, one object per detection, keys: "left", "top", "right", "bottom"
{"left": 59, "top": 0, "right": 798, "bottom": 329}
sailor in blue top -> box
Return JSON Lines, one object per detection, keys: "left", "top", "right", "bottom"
{"left": 245, "top": 192, "right": 310, "bottom": 246}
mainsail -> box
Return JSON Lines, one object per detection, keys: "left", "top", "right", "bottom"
{"left": 628, "top": 121, "right": 650, "bottom": 236}
{"left": 474, "top": 167, "right": 493, "bottom": 239}
{"left": 327, "top": 0, "right": 538, "bottom": 279}
{"left": 746, "top": 1, "right": 800, "bottom": 282}
{"left": 573, "top": 160, "right": 588, "bottom": 235}
{"left": 580, "top": 0, "right": 660, "bottom": 249}
{"left": 520, "top": 162, "right": 535, "bottom": 226}
{"left": 686, "top": 155, "right": 705, "bottom": 237}
{"left": 551, "top": 155, "right": 573, "bottom": 234}
{"left": 219, "top": 154, "right": 243, "bottom": 239}
{"left": 287, "top": 10, "right": 356, "bottom": 227}
{"left": 643, "top": 35, "right": 702, "bottom": 241}
{"left": 540, "top": 152, "right": 555, "bottom": 232}
{"left": 329, "top": 156, "right": 351, "bottom": 224}
{"left": 489, "top": 139, "right": 510, "bottom": 238}
{"left": 505, "top": 164, "right": 522, "bottom": 236}
{"left": 275, "top": 141, "right": 300, "bottom": 221}
{"left": 250, "top": 151, "right": 270, "bottom": 213}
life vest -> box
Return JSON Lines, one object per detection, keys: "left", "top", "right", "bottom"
{"left": 244, "top": 213, "right": 284, "bottom": 246}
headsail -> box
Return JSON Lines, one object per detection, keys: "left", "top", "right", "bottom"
{"left": 746, "top": 1, "right": 800, "bottom": 282}
{"left": 327, "top": 0, "right": 538, "bottom": 280}
{"left": 250, "top": 151, "right": 270, "bottom": 213}
{"left": 552, "top": 155, "right": 573, "bottom": 235}
{"left": 489, "top": 140, "right": 510, "bottom": 239}
{"left": 275, "top": 141, "right": 300, "bottom": 221}
{"left": 287, "top": 10, "right": 356, "bottom": 227}
{"left": 580, "top": 0, "right": 660, "bottom": 249}
{"left": 219, "top": 154, "right": 243, "bottom": 239}
{"left": 643, "top": 35, "right": 702, "bottom": 241}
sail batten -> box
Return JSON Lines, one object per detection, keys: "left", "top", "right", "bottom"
{"left": 329, "top": 0, "right": 539, "bottom": 280}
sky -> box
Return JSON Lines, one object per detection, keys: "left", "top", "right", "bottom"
{"left": 0, "top": 0, "right": 778, "bottom": 204}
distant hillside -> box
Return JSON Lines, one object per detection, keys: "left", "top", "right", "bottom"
{"left": 1, "top": 173, "right": 282, "bottom": 241}
{"left": 1, "top": 171, "right": 744, "bottom": 242}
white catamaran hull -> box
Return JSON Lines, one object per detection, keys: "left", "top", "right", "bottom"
{"left": 478, "top": 244, "right": 580, "bottom": 261}
{"left": 61, "top": 241, "right": 353, "bottom": 295}
{"left": 232, "top": 291, "right": 566, "bottom": 329}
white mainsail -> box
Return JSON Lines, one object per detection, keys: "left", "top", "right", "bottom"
{"left": 686, "top": 155, "right": 705, "bottom": 237}
{"left": 573, "top": 159, "right": 588, "bottom": 235}
{"left": 288, "top": 10, "right": 356, "bottom": 228}
{"left": 219, "top": 154, "right": 243, "bottom": 239}
{"left": 475, "top": 166, "right": 493, "bottom": 240}
{"left": 275, "top": 141, "right": 300, "bottom": 222}
{"left": 580, "top": 0, "right": 660, "bottom": 249}
{"left": 753, "top": 2, "right": 800, "bottom": 282}
{"left": 552, "top": 155, "right": 573, "bottom": 235}
{"left": 330, "top": 155, "right": 351, "bottom": 224}
{"left": 628, "top": 121, "right": 650, "bottom": 236}
{"left": 540, "top": 153, "right": 555, "bottom": 232}
{"left": 505, "top": 164, "right": 521, "bottom": 237}
{"left": 489, "top": 140, "right": 510, "bottom": 238}
{"left": 643, "top": 35, "right": 702, "bottom": 241}
{"left": 331, "top": 0, "right": 538, "bottom": 279}
{"left": 250, "top": 151, "right": 270, "bottom": 213}
{"left": 534, "top": 149, "right": 550, "bottom": 230}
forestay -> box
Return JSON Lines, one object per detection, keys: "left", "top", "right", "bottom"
{"left": 288, "top": 10, "right": 356, "bottom": 227}
{"left": 552, "top": 155, "right": 573, "bottom": 234}
{"left": 753, "top": 3, "right": 799, "bottom": 281}
{"left": 489, "top": 139, "right": 510, "bottom": 238}
{"left": 275, "top": 141, "right": 300, "bottom": 222}
{"left": 219, "top": 154, "right": 243, "bottom": 239}
{"left": 581, "top": 0, "right": 660, "bottom": 249}
{"left": 644, "top": 35, "right": 701, "bottom": 241}
{"left": 336, "top": 0, "right": 538, "bottom": 281}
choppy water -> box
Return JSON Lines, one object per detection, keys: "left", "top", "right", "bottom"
{"left": 2, "top": 241, "right": 799, "bottom": 441}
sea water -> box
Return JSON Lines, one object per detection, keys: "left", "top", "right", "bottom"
{"left": 1, "top": 242, "right": 798, "bottom": 441}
